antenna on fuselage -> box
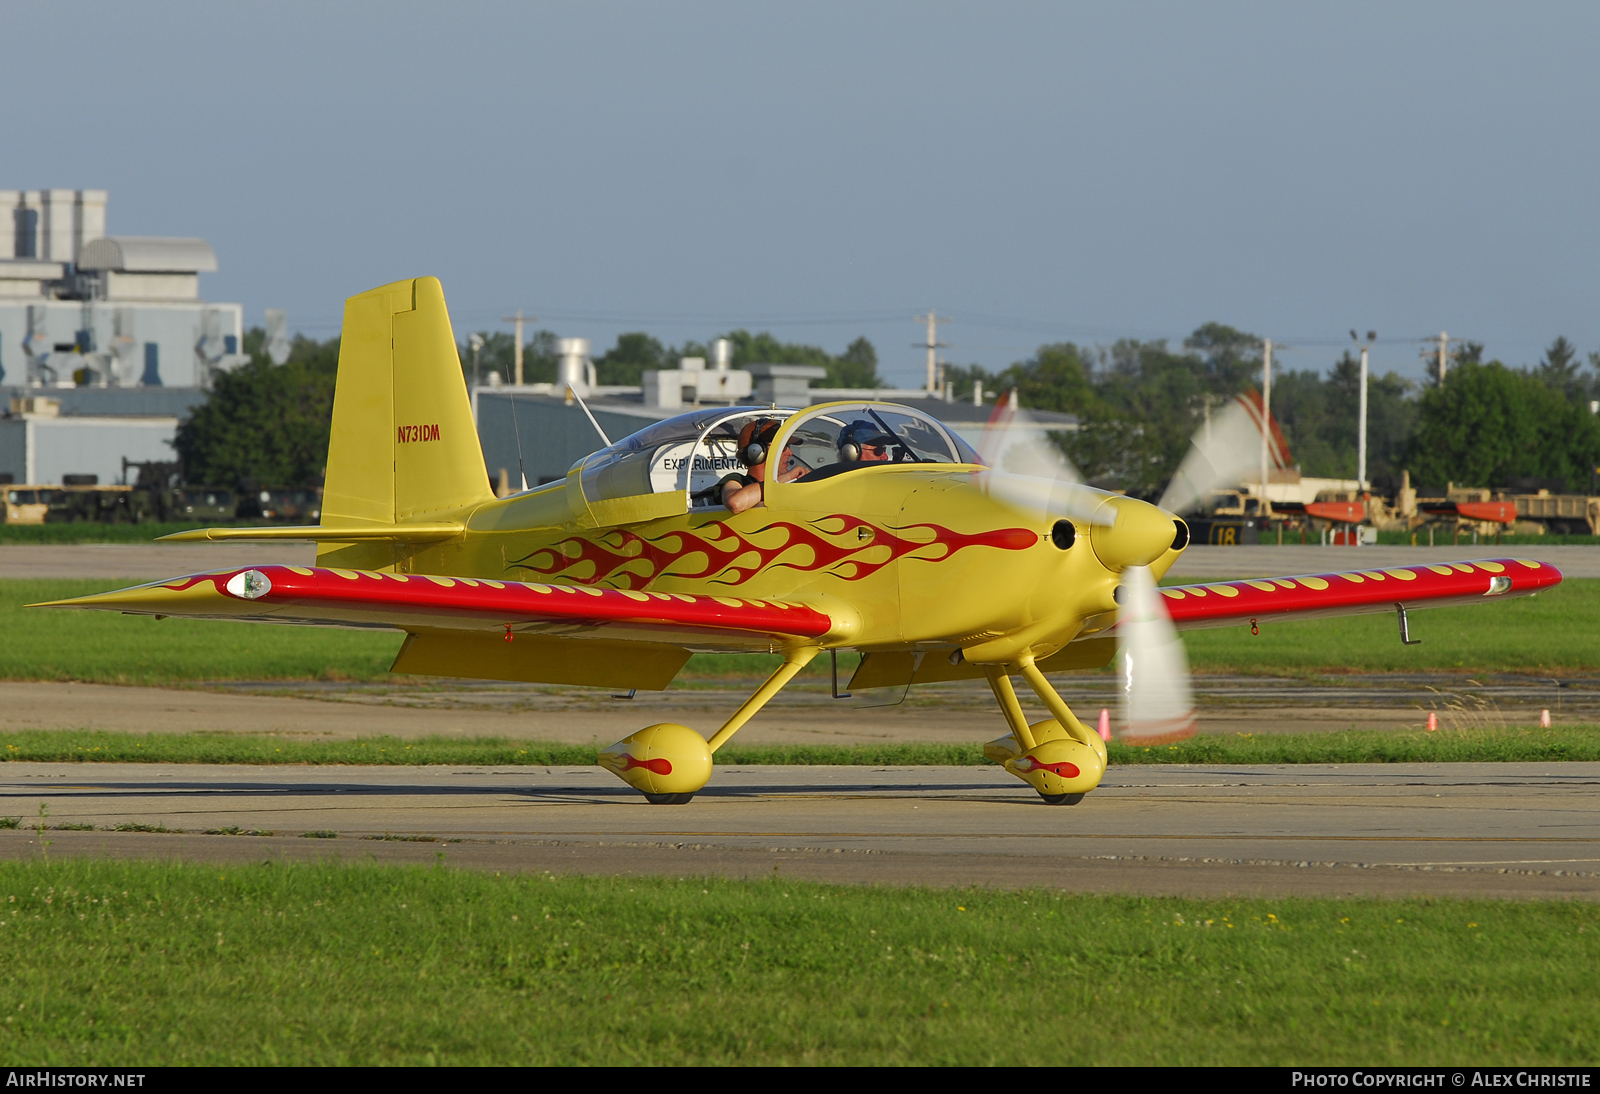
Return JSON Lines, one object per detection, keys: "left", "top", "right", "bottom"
{"left": 508, "top": 391, "right": 529, "bottom": 492}
{"left": 568, "top": 384, "right": 613, "bottom": 448}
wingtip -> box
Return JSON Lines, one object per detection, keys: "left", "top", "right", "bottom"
{"left": 27, "top": 592, "right": 126, "bottom": 609}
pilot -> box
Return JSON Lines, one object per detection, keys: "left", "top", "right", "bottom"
{"left": 720, "top": 418, "right": 791, "bottom": 514}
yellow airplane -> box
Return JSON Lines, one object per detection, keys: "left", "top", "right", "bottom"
{"left": 37, "top": 279, "right": 1563, "bottom": 805}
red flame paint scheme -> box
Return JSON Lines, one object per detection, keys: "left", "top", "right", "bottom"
{"left": 508, "top": 514, "right": 1037, "bottom": 589}
{"left": 139, "top": 556, "right": 1563, "bottom": 653}
{"left": 1017, "top": 756, "right": 1081, "bottom": 779}
{"left": 621, "top": 755, "right": 673, "bottom": 775}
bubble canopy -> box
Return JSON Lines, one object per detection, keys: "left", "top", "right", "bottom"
{"left": 575, "top": 402, "right": 981, "bottom": 510}
{"left": 774, "top": 402, "right": 980, "bottom": 487}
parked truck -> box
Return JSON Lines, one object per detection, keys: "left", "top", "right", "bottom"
{"left": 3, "top": 485, "right": 50, "bottom": 524}
{"left": 1497, "top": 489, "right": 1599, "bottom": 535}
{"left": 1205, "top": 482, "right": 1371, "bottom": 545}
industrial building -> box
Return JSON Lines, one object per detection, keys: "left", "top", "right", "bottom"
{"left": 0, "top": 188, "right": 244, "bottom": 485}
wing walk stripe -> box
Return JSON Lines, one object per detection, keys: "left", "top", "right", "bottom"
{"left": 1158, "top": 557, "right": 1561, "bottom": 629}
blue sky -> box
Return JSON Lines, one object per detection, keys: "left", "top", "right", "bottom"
{"left": 4, "top": 2, "right": 1596, "bottom": 386}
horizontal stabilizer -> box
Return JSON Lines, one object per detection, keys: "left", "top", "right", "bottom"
{"left": 158, "top": 524, "right": 463, "bottom": 544}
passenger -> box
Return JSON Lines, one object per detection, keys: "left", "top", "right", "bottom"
{"left": 720, "top": 418, "right": 791, "bottom": 514}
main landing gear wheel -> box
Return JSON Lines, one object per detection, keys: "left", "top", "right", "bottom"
{"left": 598, "top": 724, "right": 714, "bottom": 804}
{"left": 1037, "top": 792, "right": 1085, "bottom": 806}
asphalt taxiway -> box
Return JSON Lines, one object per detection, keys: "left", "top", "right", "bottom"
{"left": 2, "top": 762, "right": 1596, "bottom": 901}
{"left": 5, "top": 669, "right": 1594, "bottom": 746}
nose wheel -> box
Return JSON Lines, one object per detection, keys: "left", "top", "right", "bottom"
{"left": 643, "top": 792, "right": 696, "bottom": 805}
{"left": 982, "top": 662, "right": 1109, "bottom": 803}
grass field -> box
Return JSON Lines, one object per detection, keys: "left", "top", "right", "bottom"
{"left": 0, "top": 523, "right": 206, "bottom": 544}
{"left": 1176, "top": 574, "right": 1598, "bottom": 673}
{"left": 0, "top": 860, "right": 1591, "bottom": 1065}
{"left": 1370, "top": 530, "right": 1600, "bottom": 547}
{"left": 2, "top": 727, "right": 1599, "bottom": 769}
{"left": 5, "top": 577, "right": 1598, "bottom": 685}
{"left": 4, "top": 579, "right": 401, "bottom": 684}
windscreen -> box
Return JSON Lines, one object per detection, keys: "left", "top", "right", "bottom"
{"left": 778, "top": 403, "right": 977, "bottom": 484}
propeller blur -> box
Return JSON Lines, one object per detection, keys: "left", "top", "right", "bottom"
{"left": 975, "top": 390, "right": 1115, "bottom": 527}
{"left": 1158, "top": 395, "right": 1274, "bottom": 515}
{"left": 1116, "top": 564, "right": 1197, "bottom": 745}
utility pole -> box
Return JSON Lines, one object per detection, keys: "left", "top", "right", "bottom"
{"left": 501, "top": 308, "right": 537, "bottom": 386}
{"left": 1351, "top": 330, "right": 1375, "bottom": 493}
{"left": 1259, "top": 339, "right": 1272, "bottom": 508}
{"left": 1436, "top": 330, "right": 1448, "bottom": 386}
{"left": 1198, "top": 392, "right": 1220, "bottom": 449}
{"left": 913, "top": 311, "right": 948, "bottom": 393}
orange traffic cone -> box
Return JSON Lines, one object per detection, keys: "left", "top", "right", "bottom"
{"left": 1097, "top": 708, "right": 1111, "bottom": 742}
{"left": 1426, "top": 712, "right": 1438, "bottom": 732}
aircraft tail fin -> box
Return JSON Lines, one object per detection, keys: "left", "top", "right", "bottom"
{"left": 321, "top": 278, "right": 491, "bottom": 538}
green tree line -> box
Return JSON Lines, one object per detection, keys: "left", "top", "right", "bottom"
{"left": 947, "top": 329, "right": 1600, "bottom": 498}
{"left": 173, "top": 323, "right": 1600, "bottom": 499}
{"left": 172, "top": 329, "right": 340, "bottom": 488}
{"left": 172, "top": 326, "right": 881, "bottom": 487}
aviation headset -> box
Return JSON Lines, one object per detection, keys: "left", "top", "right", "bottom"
{"left": 737, "top": 419, "right": 781, "bottom": 467}
{"left": 837, "top": 420, "right": 894, "bottom": 463}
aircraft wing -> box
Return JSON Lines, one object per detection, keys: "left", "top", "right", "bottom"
{"left": 36, "top": 564, "right": 834, "bottom": 641}
{"left": 34, "top": 565, "right": 837, "bottom": 690}
{"left": 1152, "top": 556, "right": 1561, "bottom": 631}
